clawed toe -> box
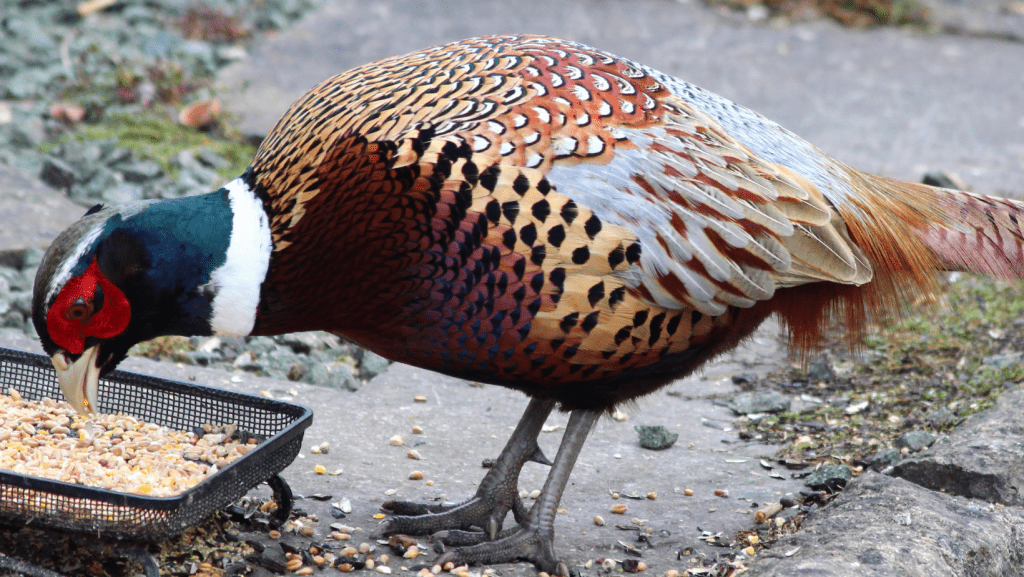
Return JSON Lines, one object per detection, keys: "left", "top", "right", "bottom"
{"left": 434, "top": 526, "right": 569, "bottom": 576}
{"left": 380, "top": 499, "right": 455, "bottom": 516}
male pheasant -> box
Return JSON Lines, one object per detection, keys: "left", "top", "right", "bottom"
{"left": 32, "top": 35, "right": 1024, "bottom": 573}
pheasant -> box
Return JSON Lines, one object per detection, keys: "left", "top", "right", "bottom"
{"left": 32, "top": 35, "right": 1024, "bottom": 573}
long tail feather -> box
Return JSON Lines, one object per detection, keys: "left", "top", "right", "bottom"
{"left": 904, "top": 181, "right": 1024, "bottom": 279}
{"left": 775, "top": 172, "right": 1024, "bottom": 355}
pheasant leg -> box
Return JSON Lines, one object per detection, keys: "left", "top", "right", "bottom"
{"left": 372, "top": 398, "right": 555, "bottom": 541}
{"left": 435, "top": 408, "right": 601, "bottom": 575}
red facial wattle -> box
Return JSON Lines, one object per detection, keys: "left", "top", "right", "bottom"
{"left": 47, "top": 257, "right": 131, "bottom": 355}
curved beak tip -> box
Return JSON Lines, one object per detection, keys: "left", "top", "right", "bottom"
{"left": 51, "top": 347, "right": 101, "bottom": 415}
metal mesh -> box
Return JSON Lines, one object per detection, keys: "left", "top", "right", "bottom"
{"left": 0, "top": 347, "right": 312, "bottom": 541}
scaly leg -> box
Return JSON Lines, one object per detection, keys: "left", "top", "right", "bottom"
{"left": 435, "top": 408, "right": 601, "bottom": 576}
{"left": 371, "top": 397, "right": 556, "bottom": 541}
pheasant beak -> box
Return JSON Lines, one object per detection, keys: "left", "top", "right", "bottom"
{"left": 51, "top": 346, "right": 101, "bottom": 415}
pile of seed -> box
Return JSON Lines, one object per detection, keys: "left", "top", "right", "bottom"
{"left": 0, "top": 387, "right": 254, "bottom": 497}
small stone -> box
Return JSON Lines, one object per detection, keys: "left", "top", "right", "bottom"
{"left": 684, "top": 488, "right": 694, "bottom": 496}
{"left": 412, "top": 425, "right": 424, "bottom": 434}
{"left": 389, "top": 435, "right": 404, "bottom": 446}
{"left": 195, "top": 147, "right": 230, "bottom": 169}
{"left": 893, "top": 431, "right": 937, "bottom": 453}
{"left": 593, "top": 515, "right": 605, "bottom": 526}
{"left": 327, "top": 363, "right": 360, "bottom": 391}
{"left": 868, "top": 448, "right": 901, "bottom": 471}
{"left": 610, "top": 503, "right": 627, "bottom": 514}
{"left": 635, "top": 425, "right": 678, "bottom": 450}
{"left": 803, "top": 464, "right": 853, "bottom": 491}
{"left": 924, "top": 407, "right": 957, "bottom": 428}
{"left": 409, "top": 470, "right": 423, "bottom": 480}
{"left": 119, "top": 159, "right": 164, "bottom": 183}
{"left": 40, "top": 156, "right": 80, "bottom": 189}
{"left": 727, "top": 391, "right": 791, "bottom": 415}
{"left": 622, "top": 559, "right": 645, "bottom": 572}
{"left": 360, "top": 351, "right": 391, "bottom": 379}
{"left": 407, "top": 449, "right": 421, "bottom": 460}
{"left": 647, "top": 492, "right": 657, "bottom": 500}
{"left": 413, "top": 395, "right": 427, "bottom": 403}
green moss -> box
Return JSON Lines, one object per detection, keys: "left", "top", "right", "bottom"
{"left": 40, "top": 114, "right": 256, "bottom": 182}
{"left": 746, "top": 276, "right": 1024, "bottom": 465}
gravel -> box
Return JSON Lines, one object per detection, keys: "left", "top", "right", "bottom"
{"left": 0, "top": 0, "right": 393, "bottom": 385}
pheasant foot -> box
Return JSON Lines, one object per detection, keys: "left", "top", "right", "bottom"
{"left": 433, "top": 408, "right": 601, "bottom": 575}
{"left": 371, "top": 398, "right": 555, "bottom": 540}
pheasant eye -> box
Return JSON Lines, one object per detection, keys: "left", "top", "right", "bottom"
{"left": 65, "top": 297, "right": 94, "bottom": 323}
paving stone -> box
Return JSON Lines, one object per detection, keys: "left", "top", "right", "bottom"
{"left": 892, "top": 387, "right": 1024, "bottom": 506}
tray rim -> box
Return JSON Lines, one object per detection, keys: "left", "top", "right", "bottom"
{"left": 0, "top": 346, "right": 314, "bottom": 512}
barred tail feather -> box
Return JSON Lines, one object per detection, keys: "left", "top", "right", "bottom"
{"left": 914, "top": 185, "right": 1024, "bottom": 279}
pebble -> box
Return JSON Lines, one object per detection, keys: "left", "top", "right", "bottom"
{"left": 409, "top": 470, "right": 424, "bottom": 480}
{"left": 610, "top": 504, "right": 628, "bottom": 514}
{"left": 634, "top": 425, "right": 678, "bottom": 450}
{"left": 412, "top": 425, "right": 424, "bottom": 434}
{"left": 407, "top": 449, "right": 422, "bottom": 460}
{"left": 593, "top": 515, "right": 606, "bottom": 526}
{"left": 414, "top": 395, "right": 427, "bottom": 402}
{"left": 389, "top": 435, "right": 404, "bottom": 446}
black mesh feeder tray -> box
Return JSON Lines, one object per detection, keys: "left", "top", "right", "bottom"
{"left": 0, "top": 346, "right": 313, "bottom": 541}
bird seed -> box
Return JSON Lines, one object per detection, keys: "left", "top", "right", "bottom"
{"left": 0, "top": 388, "right": 253, "bottom": 498}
